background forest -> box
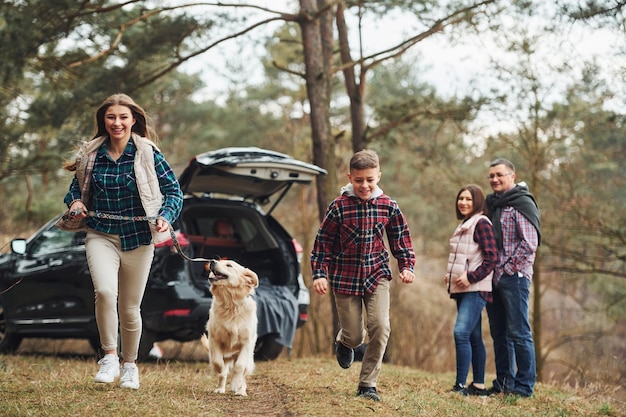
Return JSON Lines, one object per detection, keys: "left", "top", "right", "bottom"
{"left": 1, "top": 0, "right": 624, "bottom": 400}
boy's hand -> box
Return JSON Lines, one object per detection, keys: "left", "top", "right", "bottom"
{"left": 313, "top": 278, "right": 328, "bottom": 295}
{"left": 399, "top": 269, "right": 415, "bottom": 284}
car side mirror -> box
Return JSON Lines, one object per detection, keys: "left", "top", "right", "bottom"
{"left": 11, "top": 239, "right": 26, "bottom": 255}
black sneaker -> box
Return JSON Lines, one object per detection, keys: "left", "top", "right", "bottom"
{"left": 356, "top": 386, "right": 381, "bottom": 402}
{"left": 486, "top": 385, "right": 503, "bottom": 396}
{"left": 466, "top": 383, "right": 490, "bottom": 396}
{"left": 487, "top": 380, "right": 505, "bottom": 395}
{"left": 451, "top": 383, "right": 468, "bottom": 396}
{"left": 507, "top": 390, "right": 532, "bottom": 398}
{"left": 335, "top": 342, "right": 354, "bottom": 369}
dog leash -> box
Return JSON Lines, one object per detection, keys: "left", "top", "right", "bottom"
{"left": 1, "top": 212, "right": 212, "bottom": 295}
{"left": 78, "top": 210, "right": 213, "bottom": 264}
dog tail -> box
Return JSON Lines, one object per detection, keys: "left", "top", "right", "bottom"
{"left": 200, "top": 331, "right": 210, "bottom": 352}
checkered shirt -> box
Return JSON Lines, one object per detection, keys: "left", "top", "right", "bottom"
{"left": 310, "top": 193, "right": 415, "bottom": 296}
{"left": 64, "top": 138, "right": 182, "bottom": 251}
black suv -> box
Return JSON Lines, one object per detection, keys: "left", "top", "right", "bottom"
{"left": 0, "top": 147, "right": 326, "bottom": 361}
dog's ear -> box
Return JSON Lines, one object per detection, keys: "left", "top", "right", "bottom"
{"left": 242, "top": 268, "right": 259, "bottom": 288}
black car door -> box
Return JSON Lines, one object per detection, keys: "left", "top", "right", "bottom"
{"left": 4, "top": 226, "right": 95, "bottom": 333}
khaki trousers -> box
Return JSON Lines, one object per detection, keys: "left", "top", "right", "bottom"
{"left": 85, "top": 230, "right": 154, "bottom": 361}
{"left": 335, "top": 278, "right": 391, "bottom": 388}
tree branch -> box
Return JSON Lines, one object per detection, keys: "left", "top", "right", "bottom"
{"left": 135, "top": 15, "right": 286, "bottom": 89}
{"left": 332, "top": 0, "right": 497, "bottom": 74}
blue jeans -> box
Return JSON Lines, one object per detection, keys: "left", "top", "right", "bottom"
{"left": 454, "top": 292, "right": 487, "bottom": 386}
{"left": 486, "top": 273, "right": 536, "bottom": 396}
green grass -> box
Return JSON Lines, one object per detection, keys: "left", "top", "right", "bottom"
{"left": 0, "top": 352, "right": 623, "bottom": 417}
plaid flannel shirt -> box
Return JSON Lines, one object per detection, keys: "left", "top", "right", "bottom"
{"left": 64, "top": 138, "right": 182, "bottom": 251}
{"left": 311, "top": 193, "right": 415, "bottom": 296}
{"left": 467, "top": 218, "right": 498, "bottom": 284}
{"left": 494, "top": 206, "right": 539, "bottom": 285}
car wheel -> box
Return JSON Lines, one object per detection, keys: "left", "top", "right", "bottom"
{"left": 0, "top": 303, "right": 22, "bottom": 353}
{"left": 254, "top": 334, "right": 284, "bottom": 361}
{"left": 88, "top": 337, "right": 101, "bottom": 354}
{"left": 89, "top": 335, "right": 119, "bottom": 359}
{"left": 136, "top": 330, "right": 158, "bottom": 362}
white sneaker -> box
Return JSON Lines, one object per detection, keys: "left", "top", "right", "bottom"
{"left": 120, "top": 362, "right": 140, "bottom": 389}
{"left": 94, "top": 354, "right": 120, "bottom": 383}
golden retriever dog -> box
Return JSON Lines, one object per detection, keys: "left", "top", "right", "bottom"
{"left": 200, "top": 259, "right": 259, "bottom": 396}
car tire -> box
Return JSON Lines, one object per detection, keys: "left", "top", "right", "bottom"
{"left": 137, "top": 330, "right": 158, "bottom": 362}
{"left": 0, "top": 303, "right": 22, "bottom": 353}
{"left": 89, "top": 335, "right": 120, "bottom": 359}
{"left": 254, "top": 334, "right": 284, "bottom": 361}
{"left": 88, "top": 337, "right": 101, "bottom": 354}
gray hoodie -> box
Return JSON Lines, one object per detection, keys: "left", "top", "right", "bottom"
{"left": 340, "top": 183, "right": 384, "bottom": 200}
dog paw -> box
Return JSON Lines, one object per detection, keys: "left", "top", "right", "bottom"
{"left": 213, "top": 387, "right": 226, "bottom": 394}
{"left": 234, "top": 390, "right": 247, "bottom": 396}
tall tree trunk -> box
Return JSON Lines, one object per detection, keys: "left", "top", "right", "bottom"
{"left": 299, "top": 0, "right": 336, "bottom": 222}
{"left": 529, "top": 117, "right": 544, "bottom": 383}
{"left": 299, "top": 0, "right": 339, "bottom": 352}
{"left": 24, "top": 175, "right": 33, "bottom": 221}
{"left": 336, "top": 2, "right": 366, "bottom": 152}
{"left": 319, "top": 0, "right": 337, "bottom": 208}
{"left": 533, "top": 252, "right": 543, "bottom": 381}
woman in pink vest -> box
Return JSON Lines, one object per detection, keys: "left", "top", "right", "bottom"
{"left": 445, "top": 184, "right": 497, "bottom": 396}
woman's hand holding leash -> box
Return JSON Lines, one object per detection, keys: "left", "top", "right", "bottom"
{"left": 68, "top": 200, "right": 87, "bottom": 218}
{"left": 155, "top": 218, "right": 170, "bottom": 233}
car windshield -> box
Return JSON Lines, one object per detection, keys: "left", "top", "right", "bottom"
{"left": 30, "top": 228, "right": 85, "bottom": 256}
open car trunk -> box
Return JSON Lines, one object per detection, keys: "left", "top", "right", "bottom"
{"left": 180, "top": 200, "right": 295, "bottom": 286}
{"left": 179, "top": 199, "right": 299, "bottom": 349}
{"left": 175, "top": 147, "right": 327, "bottom": 353}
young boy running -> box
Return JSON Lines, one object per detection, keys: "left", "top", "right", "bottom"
{"left": 311, "top": 149, "right": 416, "bottom": 402}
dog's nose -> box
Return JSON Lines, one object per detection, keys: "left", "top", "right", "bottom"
{"left": 209, "top": 259, "right": 216, "bottom": 269}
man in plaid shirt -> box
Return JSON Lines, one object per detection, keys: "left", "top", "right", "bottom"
{"left": 311, "top": 150, "right": 415, "bottom": 402}
{"left": 485, "top": 158, "right": 541, "bottom": 398}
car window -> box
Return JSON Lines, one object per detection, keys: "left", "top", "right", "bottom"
{"left": 188, "top": 217, "right": 236, "bottom": 239}
{"left": 182, "top": 206, "right": 279, "bottom": 252}
{"left": 236, "top": 217, "right": 278, "bottom": 251}
{"left": 193, "top": 217, "right": 215, "bottom": 237}
{"left": 237, "top": 217, "right": 258, "bottom": 244}
{"left": 29, "top": 228, "right": 85, "bottom": 256}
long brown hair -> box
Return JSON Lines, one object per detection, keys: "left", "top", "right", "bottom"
{"left": 93, "top": 93, "right": 157, "bottom": 141}
{"left": 455, "top": 184, "right": 488, "bottom": 220}
{"left": 63, "top": 94, "right": 157, "bottom": 171}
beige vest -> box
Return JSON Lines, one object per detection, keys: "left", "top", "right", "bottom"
{"left": 447, "top": 214, "right": 493, "bottom": 294}
{"left": 75, "top": 133, "right": 168, "bottom": 243}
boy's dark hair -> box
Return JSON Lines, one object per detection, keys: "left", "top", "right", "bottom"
{"left": 350, "top": 150, "right": 379, "bottom": 170}
{"left": 455, "top": 184, "right": 488, "bottom": 220}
